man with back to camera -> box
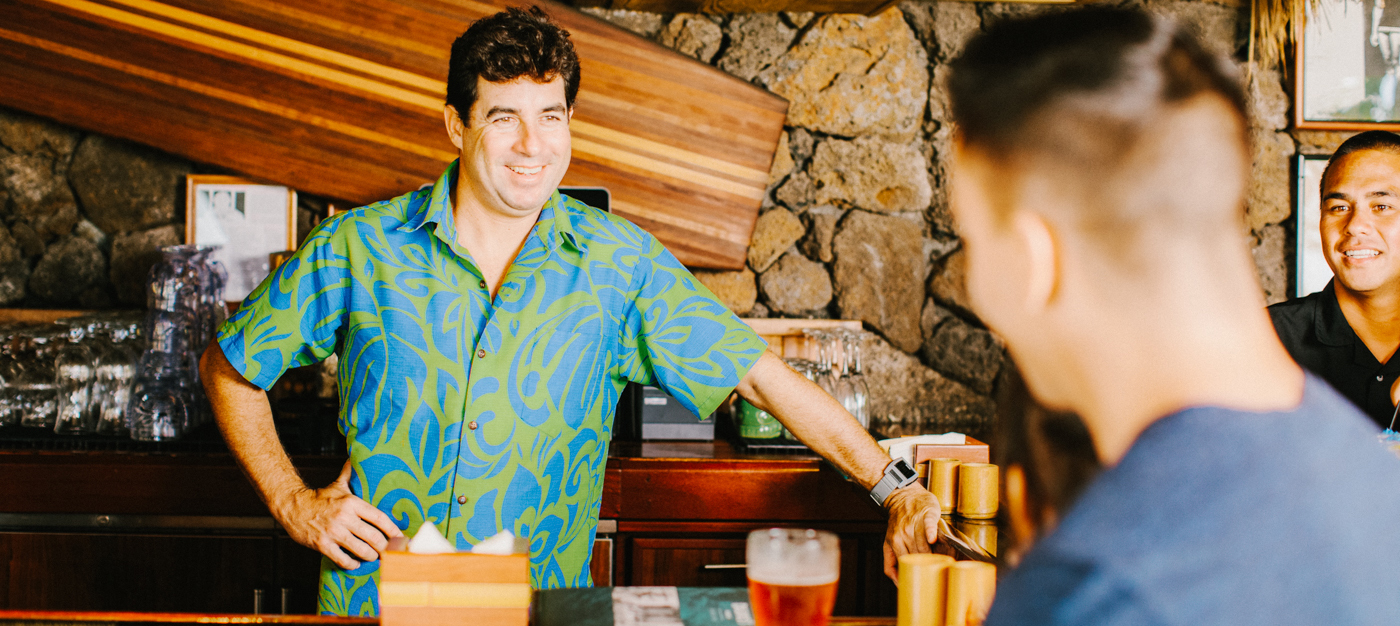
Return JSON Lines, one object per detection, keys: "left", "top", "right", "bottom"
{"left": 946, "top": 8, "right": 1400, "bottom": 625}
{"left": 1271, "top": 131, "right": 1400, "bottom": 430}
{"left": 199, "top": 6, "right": 942, "bottom": 616}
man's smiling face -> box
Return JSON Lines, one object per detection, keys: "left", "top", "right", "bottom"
{"left": 453, "top": 75, "right": 572, "bottom": 218}
{"left": 1321, "top": 149, "right": 1400, "bottom": 296}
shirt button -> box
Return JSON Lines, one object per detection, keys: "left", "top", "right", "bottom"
{"left": 457, "top": 495, "right": 468, "bottom": 505}
{"left": 1379, "top": 375, "right": 1386, "bottom": 382}
{"left": 477, "top": 348, "right": 486, "bottom": 359}
{"left": 468, "top": 421, "right": 478, "bottom": 430}
{"left": 478, "top": 279, "right": 486, "bottom": 289}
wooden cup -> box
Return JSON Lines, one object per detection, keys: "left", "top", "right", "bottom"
{"left": 897, "top": 553, "right": 956, "bottom": 626}
{"left": 956, "top": 519, "right": 998, "bottom": 557}
{"left": 956, "top": 463, "right": 999, "bottom": 520}
{"left": 927, "top": 458, "right": 962, "bottom": 514}
{"left": 945, "top": 561, "right": 997, "bottom": 626}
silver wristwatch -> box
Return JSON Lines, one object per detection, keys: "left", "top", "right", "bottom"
{"left": 869, "top": 458, "right": 919, "bottom": 507}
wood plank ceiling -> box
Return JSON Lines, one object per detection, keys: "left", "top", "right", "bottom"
{"left": 573, "top": 0, "right": 1074, "bottom": 15}
{"left": 575, "top": 0, "right": 900, "bottom": 15}
{"left": 0, "top": 0, "right": 788, "bottom": 268}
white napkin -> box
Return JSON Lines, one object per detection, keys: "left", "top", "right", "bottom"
{"left": 471, "top": 529, "right": 517, "bottom": 555}
{"left": 406, "top": 521, "right": 456, "bottom": 554}
{"left": 879, "top": 433, "right": 967, "bottom": 466}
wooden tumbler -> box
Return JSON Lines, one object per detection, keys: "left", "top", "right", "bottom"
{"left": 956, "top": 519, "right": 998, "bottom": 558}
{"left": 956, "top": 463, "right": 999, "bottom": 520}
{"left": 945, "top": 561, "right": 997, "bottom": 626}
{"left": 897, "top": 553, "right": 955, "bottom": 626}
{"left": 927, "top": 458, "right": 961, "bottom": 514}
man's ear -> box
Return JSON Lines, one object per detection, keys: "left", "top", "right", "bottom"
{"left": 444, "top": 105, "right": 465, "bottom": 150}
{"left": 1003, "top": 464, "right": 1039, "bottom": 555}
{"left": 568, "top": 106, "right": 575, "bottom": 121}
{"left": 1012, "top": 210, "right": 1058, "bottom": 313}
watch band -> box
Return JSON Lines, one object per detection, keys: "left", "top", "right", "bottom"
{"left": 870, "top": 458, "right": 919, "bottom": 507}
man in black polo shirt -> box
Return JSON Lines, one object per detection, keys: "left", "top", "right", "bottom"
{"left": 1270, "top": 130, "right": 1400, "bottom": 429}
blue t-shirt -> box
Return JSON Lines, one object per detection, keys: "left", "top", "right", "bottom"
{"left": 987, "top": 376, "right": 1400, "bottom": 626}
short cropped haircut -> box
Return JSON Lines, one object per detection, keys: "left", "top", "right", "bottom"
{"left": 948, "top": 8, "right": 1249, "bottom": 252}
{"left": 1322, "top": 131, "right": 1400, "bottom": 193}
{"left": 446, "top": 6, "right": 580, "bottom": 125}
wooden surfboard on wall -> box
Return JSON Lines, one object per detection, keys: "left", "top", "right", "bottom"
{"left": 0, "top": 0, "right": 787, "bottom": 269}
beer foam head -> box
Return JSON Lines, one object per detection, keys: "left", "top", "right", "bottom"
{"left": 747, "top": 528, "right": 839, "bottom": 585}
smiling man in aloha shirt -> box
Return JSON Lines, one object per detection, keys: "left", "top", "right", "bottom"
{"left": 200, "top": 6, "right": 943, "bottom": 616}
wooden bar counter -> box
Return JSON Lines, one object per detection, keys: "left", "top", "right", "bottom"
{"left": 0, "top": 442, "right": 899, "bottom": 616}
{"left": 0, "top": 610, "right": 895, "bottom": 625}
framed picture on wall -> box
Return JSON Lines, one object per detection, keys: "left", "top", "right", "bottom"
{"left": 1298, "top": 0, "right": 1400, "bottom": 129}
{"left": 1295, "top": 154, "right": 1333, "bottom": 297}
{"left": 185, "top": 175, "right": 297, "bottom": 302}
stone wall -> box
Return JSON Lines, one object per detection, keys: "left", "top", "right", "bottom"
{"left": 584, "top": 0, "right": 1294, "bottom": 430}
{"left": 0, "top": 116, "right": 183, "bottom": 308}
{"left": 0, "top": 0, "right": 1301, "bottom": 435}
{"left": 0, "top": 113, "right": 330, "bottom": 308}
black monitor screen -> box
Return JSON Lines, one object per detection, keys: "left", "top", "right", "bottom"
{"left": 559, "top": 187, "right": 610, "bottom": 213}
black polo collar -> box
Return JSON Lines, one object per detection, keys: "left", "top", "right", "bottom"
{"left": 1312, "top": 280, "right": 1355, "bottom": 348}
{"left": 1312, "top": 280, "right": 1400, "bottom": 370}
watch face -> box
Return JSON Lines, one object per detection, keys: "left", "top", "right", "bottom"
{"left": 893, "top": 458, "right": 916, "bottom": 480}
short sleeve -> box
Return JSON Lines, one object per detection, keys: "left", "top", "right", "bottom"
{"left": 216, "top": 216, "right": 352, "bottom": 390}
{"left": 618, "top": 234, "right": 767, "bottom": 419}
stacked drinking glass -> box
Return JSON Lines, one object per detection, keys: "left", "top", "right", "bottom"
{"left": 126, "top": 245, "right": 226, "bottom": 441}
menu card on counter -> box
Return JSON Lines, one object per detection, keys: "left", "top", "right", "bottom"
{"left": 533, "top": 587, "right": 753, "bottom": 626}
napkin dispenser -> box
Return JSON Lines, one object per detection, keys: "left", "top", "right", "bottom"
{"left": 379, "top": 535, "right": 532, "bottom": 626}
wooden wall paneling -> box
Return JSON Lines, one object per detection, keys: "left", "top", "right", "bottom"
{"left": 0, "top": 0, "right": 787, "bottom": 269}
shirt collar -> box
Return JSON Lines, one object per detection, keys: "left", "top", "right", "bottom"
{"left": 1313, "top": 279, "right": 1358, "bottom": 348}
{"left": 397, "top": 160, "right": 584, "bottom": 254}
{"left": 537, "top": 190, "right": 585, "bottom": 253}
{"left": 397, "top": 160, "right": 457, "bottom": 236}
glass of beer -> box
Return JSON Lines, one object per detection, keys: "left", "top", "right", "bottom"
{"left": 746, "top": 528, "right": 839, "bottom": 626}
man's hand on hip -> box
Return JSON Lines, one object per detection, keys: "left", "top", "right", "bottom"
{"left": 881, "top": 485, "right": 942, "bottom": 581}
{"left": 275, "top": 460, "right": 404, "bottom": 570}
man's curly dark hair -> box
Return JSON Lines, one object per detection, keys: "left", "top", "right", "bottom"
{"left": 446, "top": 6, "right": 580, "bottom": 125}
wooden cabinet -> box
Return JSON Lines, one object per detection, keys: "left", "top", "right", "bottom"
{"left": 0, "top": 533, "right": 274, "bottom": 612}
{"left": 627, "top": 536, "right": 748, "bottom": 588}
{"left": 590, "top": 536, "right": 615, "bottom": 587}
{"left": 273, "top": 537, "right": 329, "bottom": 615}
{"left": 599, "top": 442, "right": 900, "bottom": 616}
{"left": 610, "top": 530, "right": 892, "bottom": 616}
{"left": 0, "top": 443, "right": 905, "bottom": 615}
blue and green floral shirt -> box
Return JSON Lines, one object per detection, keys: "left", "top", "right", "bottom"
{"left": 217, "top": 161, "right": 766, "bottom": 616}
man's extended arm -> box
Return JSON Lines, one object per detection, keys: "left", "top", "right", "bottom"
{"left": 199, "top": 341, "right": 402, "bottom": 569}
{"left": 734, "top": 350, "right": 941, "bottom": 581}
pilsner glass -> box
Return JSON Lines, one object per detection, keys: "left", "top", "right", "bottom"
{"left": 16, "top": 328, "right": 59, "bottom": 429}
{"left": 94, "top": 324, "right": 138, "bottom": 436}
{"left": 747, "top": 528, "right": 839, "bottom": 626}
{"left": 53, "top": 325, "right": 96, "bottom": 434}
